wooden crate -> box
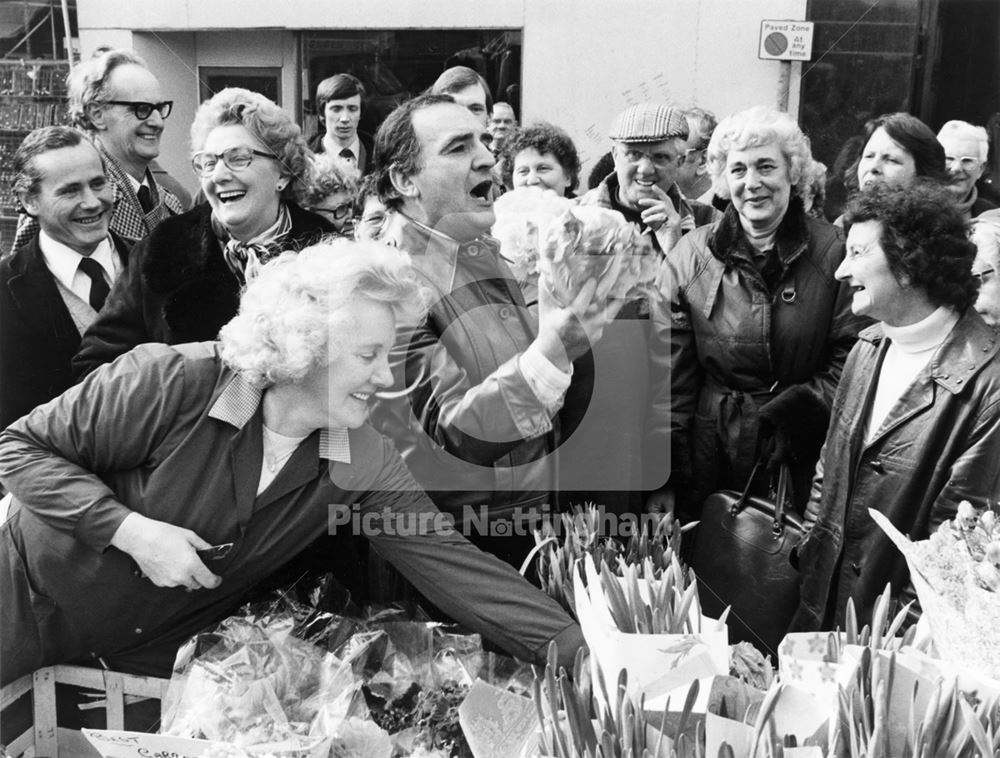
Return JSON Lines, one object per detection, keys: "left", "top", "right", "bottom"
{"left": 1, "top": 666, "right": 168, "bottom": 758}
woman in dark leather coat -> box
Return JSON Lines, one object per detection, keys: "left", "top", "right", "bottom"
{"left": 792, "top": 181, "right": 1000, "bottom": 631}
{"left": 660, "top": 106, "right": 864, "bottom": 516}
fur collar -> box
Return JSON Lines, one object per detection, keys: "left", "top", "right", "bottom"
{"left": 708, "top": 196, "right": 810, "bottom": 268}
{"left": 142, "top": 202, "right": 332, "bottom": 295}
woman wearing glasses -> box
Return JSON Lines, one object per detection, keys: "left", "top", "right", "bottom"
{"left": 659, "top": 106, "right": 864, "bottom": 519}
{"left": 792, "top": 181, "right": 1000, "bottom": 632}
{"left": 73, "top": 88, "right": 333, "bottom": 379}
{"left": 303, "top": 152, "right": 360, "bottom": 236}
{"left": 972, "top": 216, "right": 1000, "bottom": 327}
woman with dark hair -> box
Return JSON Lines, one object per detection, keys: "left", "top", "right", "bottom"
{"left": 856, "top": 112, "right": 948, "bottom": 191}
{"left": 792, "top": 180, "right": 1000, "bottom": 632}
{"left": 502, "top": 122, "right": 581, "bottom": 197}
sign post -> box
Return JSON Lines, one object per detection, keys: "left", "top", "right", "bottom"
{"left": 759, "top": 19, "right": 815, "bottom": 112}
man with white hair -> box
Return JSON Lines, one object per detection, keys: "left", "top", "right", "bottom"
{"left": 937, "top": 119, "right": 997, "bottom": 219}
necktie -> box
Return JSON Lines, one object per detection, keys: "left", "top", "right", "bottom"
{"left": 339, "top": 148, "right": 356, "bottom": 163}
{"left": 79, "top": 257, "right": 111, "bottom": 311}
{"left": 137, "top": 184, "right": 154, "bottom": 214}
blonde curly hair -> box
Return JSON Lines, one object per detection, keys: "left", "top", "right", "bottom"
{"left": 219, "top": 239, "right": 428, "bottom": 386}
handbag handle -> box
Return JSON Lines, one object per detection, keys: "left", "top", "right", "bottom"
{"left": 729, "top": 462, "right": 793, "bottom": 539}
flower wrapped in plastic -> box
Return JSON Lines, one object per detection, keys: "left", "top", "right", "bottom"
{"left": 870, "top": 506, "right": 1000, "bottom": 681}
{"left": 161, "top": 613, "right": 366, "bottom": 755}
{"left": 492, "top": 186, "right": 659, "bottom": 307}
{"left": 492, "top": 186, "right": 576, "bottom": 287}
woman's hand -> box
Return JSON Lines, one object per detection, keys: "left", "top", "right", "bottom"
{"left": 535, "top": 276, "right": 624, "bottom": 370}
{"left": 110, "top": 512, "right": 222, "bottom": 590}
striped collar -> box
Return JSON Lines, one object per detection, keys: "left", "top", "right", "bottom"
{"left": 208, "top": 372, "right": 352, "bottom": 464}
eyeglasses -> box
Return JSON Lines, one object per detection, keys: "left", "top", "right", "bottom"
{"left": 945, "top": 155, "right": 982, "bottom": 171}
{"left": 313, "top": 203, "right": 353, "bottom": 221}
{"left": 361, "top": 211, "right": 386, "bottom": 227}
{"left": 974, "top": 268, "right": 996, "bottom": 283}
{"left": 620, "top": 147, "right": 680, "bottom": 169}
{"left": 191, "top": 146, "right": 277, "bottom": 177}
{"left": 104, "top": 100, "right": 173, "bottom": 120}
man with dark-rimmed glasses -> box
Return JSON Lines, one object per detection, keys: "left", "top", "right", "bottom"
{"left": 9, "top": 49, "right": 184, "bottom": 255}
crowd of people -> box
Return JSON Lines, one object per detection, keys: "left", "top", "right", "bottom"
{"left": 2, "top": 45, "right": 1000, "bottom": 684}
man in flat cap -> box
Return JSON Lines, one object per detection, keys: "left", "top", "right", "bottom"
{"left": 580, "top": 102, "right": 718, "bottom": 255}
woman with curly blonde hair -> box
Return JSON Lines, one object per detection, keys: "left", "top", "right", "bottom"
{"left": 0, "top": 241, "right": 585, "bottom": 685}
{"left": 74, "top": 87, "right": 333, "bottom": 379}
{"left": 661, "top": 106, "right": 866, "bottom": 524}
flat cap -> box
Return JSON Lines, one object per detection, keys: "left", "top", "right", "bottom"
{"left": 608, "top": 103, "right": 689, "bottom": 143}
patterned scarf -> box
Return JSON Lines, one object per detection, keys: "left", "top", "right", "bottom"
{"left": 214, "top": 205, "right": 292, "bottom": 286}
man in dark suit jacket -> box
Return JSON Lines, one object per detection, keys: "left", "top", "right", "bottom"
{"left": 0, "top": 126, "right": 129, "bottom": 428}
{"left": 307, "top": 73, "right": 373, "bottom": 175}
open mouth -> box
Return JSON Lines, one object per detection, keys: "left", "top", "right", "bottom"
{"left": 350, "top": 392, "right": 372, "bottom": 402}
{"left": 470, "top": 181, "right": 493, "bottom": 201}
{"left": 217, "top": 190, "right": 247, "bottom": 204}
{"left": 74, "top": 213, "right": 105, "bottom": 226}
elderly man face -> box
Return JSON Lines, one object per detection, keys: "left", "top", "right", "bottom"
{"left": 89, "top": 64, "right": 166, "bottom": 179}
{"left": 938, "top": 125, "right": 987, "bottom": 202}
{"left": 393, "top": 101, "right": 496, "bottom": 242}
{"left": 612, "top": 138, "right": 683, "bottom": 209}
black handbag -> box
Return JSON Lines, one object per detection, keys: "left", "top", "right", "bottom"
{"left": 687, "top": 462, "right": 803, "bottom": 658}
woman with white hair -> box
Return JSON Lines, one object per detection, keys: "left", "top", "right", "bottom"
{"left": 0, "top": 241, "right": 583, "bottom": 686}
{"left": 660, "top": 106, "right": 864, "bottom": 518}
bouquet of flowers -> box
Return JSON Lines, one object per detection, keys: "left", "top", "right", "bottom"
{"left": 160, "top": 613, "right": 362, "bottom": 756}
{"left": 870, "top": 506, "right": 1000, "bottom": 681}
{"left": 492, "top": 186, "right": 659, "bottom": 306}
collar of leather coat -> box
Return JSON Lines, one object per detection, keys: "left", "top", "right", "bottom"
{"left": 708, "top": 196, "right": 810, "bottom": 292}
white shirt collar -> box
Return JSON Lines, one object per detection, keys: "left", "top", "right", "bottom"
{"left": 325, "top": 134, "right": 360, "bottom": 159}
{"left": 124, "top": 171, "right": 150, "bottom": 193}
{"left": 38, "top": 229, "right": 116, "bottom": 292}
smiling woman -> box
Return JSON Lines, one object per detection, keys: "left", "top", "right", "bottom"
{"left": 792, "top": 182, "right": 997, "bottom": 633}
{"left": 72, "top": 88, "right": 334, "bottom": 380}
{"left": 660, "top": 106, "right": 866, "bottom": 525}
{"left": 0, "top": 240, "right": 586, "bottom": 684}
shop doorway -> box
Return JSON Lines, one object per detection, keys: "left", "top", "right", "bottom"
{"left": 299, "top": 29, "right": 521, "bottom": 148}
